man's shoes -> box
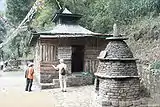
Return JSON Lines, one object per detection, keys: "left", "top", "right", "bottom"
{"left": 62, "top": 90, "right": 67, "bottom": 92}
{"left": 29, "top": 90, "right": 32, "bottom": 92}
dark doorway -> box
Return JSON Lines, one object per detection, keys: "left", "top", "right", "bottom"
{"left": 72, "top": 45, "right": 84, "bottom": 72}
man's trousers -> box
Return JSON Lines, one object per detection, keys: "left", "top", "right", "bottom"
{"left": 59, "top": 75, "right": 67, "bottom": 91}
{"left": 25, "top": 78, "right": 33, "bottom": 91}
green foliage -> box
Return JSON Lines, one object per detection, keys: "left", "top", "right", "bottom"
{"left": 150, "top": 61, "right": 160, "bottom": 69}
{"left": 0, "top": 12, "right": 7, "bottom": 60}
{"left": 6, "top": 0, "right": 35, "bottom": 25}
{"left": 4, "top": 0, "right": 160, "bottom": 61}
{"left": 0, "top": 11, "right": 6, "bottom": 42}
{"left": 3, "top": 0, "right": 35, "bottom": 60}
{"left": 0, "top": 19, "right": 6, "bottom": 43}
{"left": 1, "top": 30, "right": 32, "bottom": 60}
{"left": 31, "top": 1, "right": 56, "bottom": 30}
{"left": 31, "top": 0, "right": 160, "bottom": 33}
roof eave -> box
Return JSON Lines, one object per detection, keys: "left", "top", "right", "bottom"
{"left": 33, "top": 32, "right": 113, "bottom": 36}
{"left": 32, "top": 32, "right": 114, "bottom": 39}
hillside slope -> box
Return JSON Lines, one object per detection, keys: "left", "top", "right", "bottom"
{"left": 121, "top": 16, "right": 160, "bottom": 66}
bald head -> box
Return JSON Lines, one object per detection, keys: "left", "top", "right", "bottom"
{"left": 59, "top": 59, "right": 64, "bottom": 63}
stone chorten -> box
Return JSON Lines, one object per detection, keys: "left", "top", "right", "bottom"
{"left": 94, "top": 24, "right": 146, "bottom": 107}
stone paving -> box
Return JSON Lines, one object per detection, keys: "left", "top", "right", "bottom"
{"left": 1, "top": 71, "right": 160, "bottom": 107}
{"left": 0, "top": 71, "right": 95, "bottom": 107}
{"left": 49, "top": 85, "right": 94, "bottom": 107}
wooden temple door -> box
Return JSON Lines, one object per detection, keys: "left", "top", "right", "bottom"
{"left": 71, "top": 45, "right": 84, "bottom": 73}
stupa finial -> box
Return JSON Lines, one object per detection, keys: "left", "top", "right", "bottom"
{"left": 113, "top": 23, "right": 119, "bottom": 37}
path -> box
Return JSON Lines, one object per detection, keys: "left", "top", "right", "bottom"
{"left": 2, "top": 71, "right": 156, "bottom": 107}
{"left": 51, "top": 85, "right": 94, "bottom": 107}
{"left": 0, "top": 71, "right": 95, "bottom": 107}
{"left": 0, "top": 71, "right": 55, "bottom": 107}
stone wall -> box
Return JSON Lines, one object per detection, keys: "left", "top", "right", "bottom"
{"left": 105, "top": 41, "right": 133, "bottom": 58}
{"left": 40, "top": 72, "right": 57, "bottom": 83}
{"left": 38, "top": 61, "right": 57, "bottom": 83}
{"left": 93, "top": 30, "right": 146, "bottom": 107}
{"left": 98, "top": 78, "right": 140, "bottom": 101}
{"left": 67, "top": 74, "right": 93, "bottom": 86}
{"left": 39, "top": 60, "right": 72, "bottom": 83}
{"left": 41, "top": 74, "right": 94, "bottom": 89}
{"left": 93, "top": 96, "right": 147, "bottom": 107}
{"left": 97, "top": 61, "right": 138, "bottom": 76}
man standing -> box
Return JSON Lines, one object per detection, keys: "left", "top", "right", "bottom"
{"left": 0, "top": 61, "right": 3, "bottom": 70}
{"left": 25, "top": 63, "right": 34, "bottom": 92}
{"left": 52, "top": 59, "right": 67, "bottom": 92}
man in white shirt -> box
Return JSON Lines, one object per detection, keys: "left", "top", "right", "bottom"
{"left": 52, "top": 59, "right": 67, "bottom": 92}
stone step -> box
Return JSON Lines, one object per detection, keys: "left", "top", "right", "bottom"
{"left": 40, "top": 83, "right": 59, "bottom": 89}
{"left": 147, "top": 105, "right": 160, "bottom": 107}
{"left": 38, "top": 74, "right": 94, "bottom": 89}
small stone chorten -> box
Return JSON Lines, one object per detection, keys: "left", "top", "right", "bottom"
{"left": 93, "top": 24, "right": 147, "bottom": 107}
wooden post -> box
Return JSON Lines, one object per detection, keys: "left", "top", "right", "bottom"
{"left": 51, "top": 45, "right": 54, "bottom": 61}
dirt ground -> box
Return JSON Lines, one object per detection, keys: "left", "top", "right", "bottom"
{"left": 0, "top": 71, "right": 94, "bottom": 107}
{"left": 0, "top": 90, "right": 55, "bottom": 107}
{"left": 0, "top": 71, "right": 55, "bottom": 107}
{"left": 1, "top": 71, "right": 160, "bottom": 107}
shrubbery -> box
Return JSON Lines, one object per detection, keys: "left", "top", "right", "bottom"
{"left": 150, "top": 61, "right": 160, "bottom": 69}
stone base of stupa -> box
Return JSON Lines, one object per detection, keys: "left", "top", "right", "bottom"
{"left": 92, "top": 93, "right": 148, "bottom": 107}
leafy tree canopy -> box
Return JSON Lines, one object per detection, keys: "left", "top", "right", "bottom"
{"left": 6, "top": 0, "right": 35, "bottom": 25}
{"left": 3, "top": 0, "right": 160, "bottom": 61}
{"left": 4, "top": 0, "right": 35, "bottom": 60}
{"left": 32, "top": 0, "right": 160, "bottom": 33}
